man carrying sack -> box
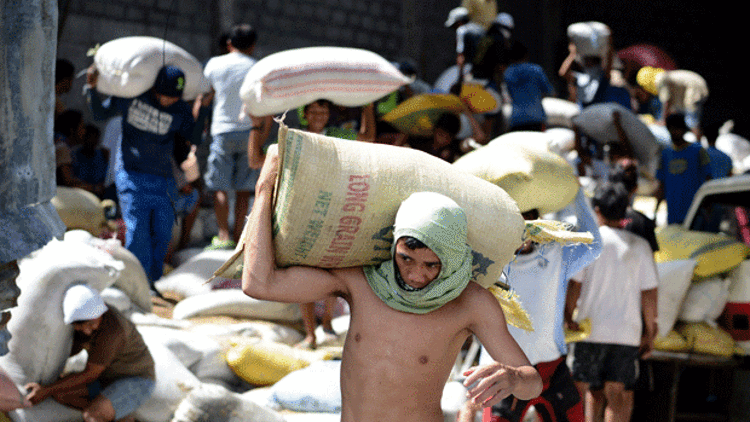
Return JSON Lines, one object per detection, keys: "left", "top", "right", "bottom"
{"left": 241, "top": 148, "right": 542, "bottom": 422}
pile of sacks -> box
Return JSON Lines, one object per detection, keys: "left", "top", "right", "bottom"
{"left": 652, "top": 225, "right": 750, "bottom": 357}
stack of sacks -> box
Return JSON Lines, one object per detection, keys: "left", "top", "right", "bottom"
{"left": 2, "top": 239, "right": 123, "bottom": 422}
{"left": 652, "top": 225, "right": 750, "bottom": 356}
{"left": 188, "top": 320, "right": 304, "bottom": 346}
{"left": 171, "top": 383, "right": 286, "bottom": 422}
{"left": 92, "top": 36, "right": 209, "bottom": 101}
{"left": 64, "top": 230, "right": 152, "bottom": 312}
{"left": 239, "top": 46, "right": 411, "bottom": 117}
{"left": 652, "top": 260, "right": 696, "bottom": 352}
{"left": 51, "top": 187, "right": 114, "bottom": 236}
{"left": 213, "top": 123, "right": 526, "bottom": 291}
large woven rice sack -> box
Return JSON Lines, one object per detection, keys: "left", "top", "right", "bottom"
{"left": 93, "top": 36, "right": 209, "bottom": 100}
{"left": 679, "top": 277, "right": 731, "bottom": 323}
{"left": 654, "top": 225, "right": 750, "bottom": 280}
{"left": 155, "top": 249, "right": 238, "bottom": 298}
{"left": 133, "top": 337, "right": 202, "bottom": 422}
{"left": 171, "top": 383, "right": 286, "bottom": 422}
{"left": 655, "top": 69, "right": 708, "bottom": 112}
{"left": 542, "top": 97, "right": 580, "bottom": 128}
{"left": 567, "top": 22, "right": 611, "bottom": 59}
{"left": 171, "top": 290, "right": 301, "bottom": 322}
{"left": 453, "top": 132, "right": 579, "bottom": 215}
{"left": 0, "top": 239, "right": 122, "bottom": 388}
{"left": 51, "top": 187, "right": 111, "bottom": 235}
{"left": 64, "top": 230, "right": 152, "bottom": 312}
{"left": 270, "top": 360, "right": 342, "bottom": 413}
{"left": 656, "top": 260, "right": 697, "bottom": 337}
{"left": 214, "top": 124, "right": 525, "bottom": 289}
{"left": 678, "top": 323, "right": 735, "bottom": 357}
{"left": 572, "top": 103, "right": 662, "bottom": 176}
{"left": 239, "top": 47, "right": 411, "bottom": 116}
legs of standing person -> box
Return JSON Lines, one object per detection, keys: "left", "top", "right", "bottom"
{"left": 299, "top": 302, "right": 317, "bottom": 349}
{"left": 234, "top": 190, "right": 251, "bottom": 243}
{"left": 601, "top": 382, "right": 632, "bottom": 422}
{"left": 212, "top": 189, "right": 233, "bottom": 245}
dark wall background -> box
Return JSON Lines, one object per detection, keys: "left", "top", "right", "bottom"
{"left": 56, "top": 0, "right": 746, "bottom": 138}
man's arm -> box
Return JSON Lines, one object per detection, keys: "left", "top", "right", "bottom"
{"left": 241, "top": 148, "right": 349, "bottom": 303}
{"left": 463, "top": 287, "right": 542, "bottom": 406}
{"left": 24, "top": 361, "right": 106, "bottom": 405}
{"left": 356, "top": 103, "right": 376, "bottom": 143}
{"left": 247, "top": 115, "right": 273, "bottom": 169}
{"left": 564, "top": 279, "right": 582, "bottom": 331}
{"left": 83, "top": 66, "right": 120, "bottom": 122}
{"left": 640, "top": 287, "right": 658, "bottom": 358}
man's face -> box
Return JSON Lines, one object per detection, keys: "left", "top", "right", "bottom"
{"left": 72, "top": 316, "right": 102, "bottom": 336}
{"left": 304, "top": 102, "right": 330, "bottom": 134}
{"left": 155, "top": 93, "right": 180, "bottom": 108}
{"left": 393, "top": 238, "right": 442, "bottom": 289}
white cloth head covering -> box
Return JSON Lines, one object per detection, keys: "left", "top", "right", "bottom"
{"left": 445, "top": 7, "right": 470, "bottom": 27}
{"left": 63, "top": 284, "right": 108, "bottom": 324}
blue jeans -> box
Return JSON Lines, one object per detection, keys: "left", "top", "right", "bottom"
{"left": 116, "top": 170, "right": 176, "bottom": 283}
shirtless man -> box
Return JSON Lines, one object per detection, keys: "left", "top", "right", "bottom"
{"left": 242, "top": 149, "right": 542, "bottom": 422}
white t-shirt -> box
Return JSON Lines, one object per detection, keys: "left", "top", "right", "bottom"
{"left": 203, "top": 51, "right": 256, "bottom": 136}
{"left": 573, "top": 226, "right": 659, "bottom": 346}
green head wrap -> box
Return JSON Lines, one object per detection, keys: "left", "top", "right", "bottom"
{"left": 364, "top": 192, "right": 473, "bottom": 314}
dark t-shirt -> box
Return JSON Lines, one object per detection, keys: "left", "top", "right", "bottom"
{"left": 71, "top": 307, "right": 155, "bottom": 386}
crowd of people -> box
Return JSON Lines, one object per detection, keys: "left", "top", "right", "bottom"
{"left": 36, "top": 0, "right": 748, "bottom": 421}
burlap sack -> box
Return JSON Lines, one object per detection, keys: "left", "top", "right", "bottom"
{"left": 214, "top": 124, "right": 525, "bottom": 289}
{"left": 51, "top": 187, "right": 110, "bottom": 235}
{"left": 452, "top": 132, "right": 579, "bottom": 215}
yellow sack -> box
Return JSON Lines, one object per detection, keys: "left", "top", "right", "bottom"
{"left": 381, "top": 94, "right": 464, "bottom": 137}
{"left": 453, "top": 132, "right": 579, "bottom": 215}
{"left": 226, "top": 340, "right": 333, "bottom": 386}
{"left": 460, "top": 82, "right": 501, "bottom": 114}
{"left": 653, "top": 330, "right": 689, "bottom": 352}
{"left": 678, "top": 323, "right": 735, "bottom": 357}
{"left": 654, "top": 225, "right": 750, "bottom": 279}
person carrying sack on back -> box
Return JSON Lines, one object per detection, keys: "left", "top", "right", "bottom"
{"left": 24, "top": 285, "right": 155, "bottom": 422}
{"left": 241, "top": 148, "right": 542, "bottom": 422}
{"left": 84, "top": 64, "right": 196, "bottom": 292}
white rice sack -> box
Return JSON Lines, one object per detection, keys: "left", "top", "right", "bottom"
{"left": 171, "top": 290, "right": 302, "bottom": 322}
{"left": 240, "top": 46, "right": 411, "bottom": 116}
{"left": 656, "top": 260, "right": 697, "bottom": 337}
{"left": 100, "top": 287, "right": 132, "bottom": 312}
{"left": 0, "top": 239, "right": 122, "bottom": 387}
{"left": 543, "top": 97, "right": 580, "bottom": 129}
{"left": 728, "top": 260, "right": 750, "bottom": 302}
{"left": 64, "top": 230, "right": 152, "bottom": 312}
{"left": 93, "top": 36, "right": 210, "bottom": 100}
{"left": 189, "top": 321, "right": 303, "bottom": 346}
{"left": 155, "top": 249, "right": 238, "bottom": 298}
{"left": 715, "top": 133, "right": 750, "bottom": 174}
{"left": 241, "top": 387, "right": 281, "bottom": 411}
{"left": 567, "top": 22, "right": 611, "bottom": 58}
{"left": 453, "top": 132, "right": 579, "bottom": 215}
{"left": 171, "top": 383, "right": 286, "bottom": 422}
{"left": 7, "top": 397, "right": 83, "bottom": 422}
{"left": 271, "top": 360, "right": 342, "bottom": 413}
{"left": 655, "top": 70, "right": 708, "bottom": 112}
{"left": 441, "top": 381, "right": 471, "bottom": 422}
{"left": 545, "top": 127, "right": 577, "bottom": 156}
{"left": 679, "top": 277, "right": 731, "bottom": 324}
{"left": 215, "top": 124, "right": 525, "bottom": 290}
{"left": 133, "top": 340, "right": 201, "bottom": 422}
{"left": 572, "top": 103, "right": 662, "bottom": 176}
{"left": 137, "top": 326, "right": 240, "bottom": 386}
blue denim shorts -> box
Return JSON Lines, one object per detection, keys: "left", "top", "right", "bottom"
{"left": 204, "top": 129, "right": 259, "bottom": 191}
{"left": 89, "top": 377, "right": 155, "bottom": 420}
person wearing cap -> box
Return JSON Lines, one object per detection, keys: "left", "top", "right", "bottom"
{"left": 241, "top": 148, "right": 542, "bottom": 422}
{"left": 564, "top": 181, "right": 658, "bottom": 422}
{"left": 24, "top": 285, "right": 155, "bottom": 422}
{"left": 84, "top": 64, "right": 196, "bottom": 289}
{"left": 471, "top": 12, "right": 514, "bottom": 83}
{"left": 199, "top": 24, "right": 273, "bottom": 251}
{"left": 445, "top": 6, "right": 485, "bottom": 69}
{"left": 654, "top": 112, "right": 712, "bottom": 225}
